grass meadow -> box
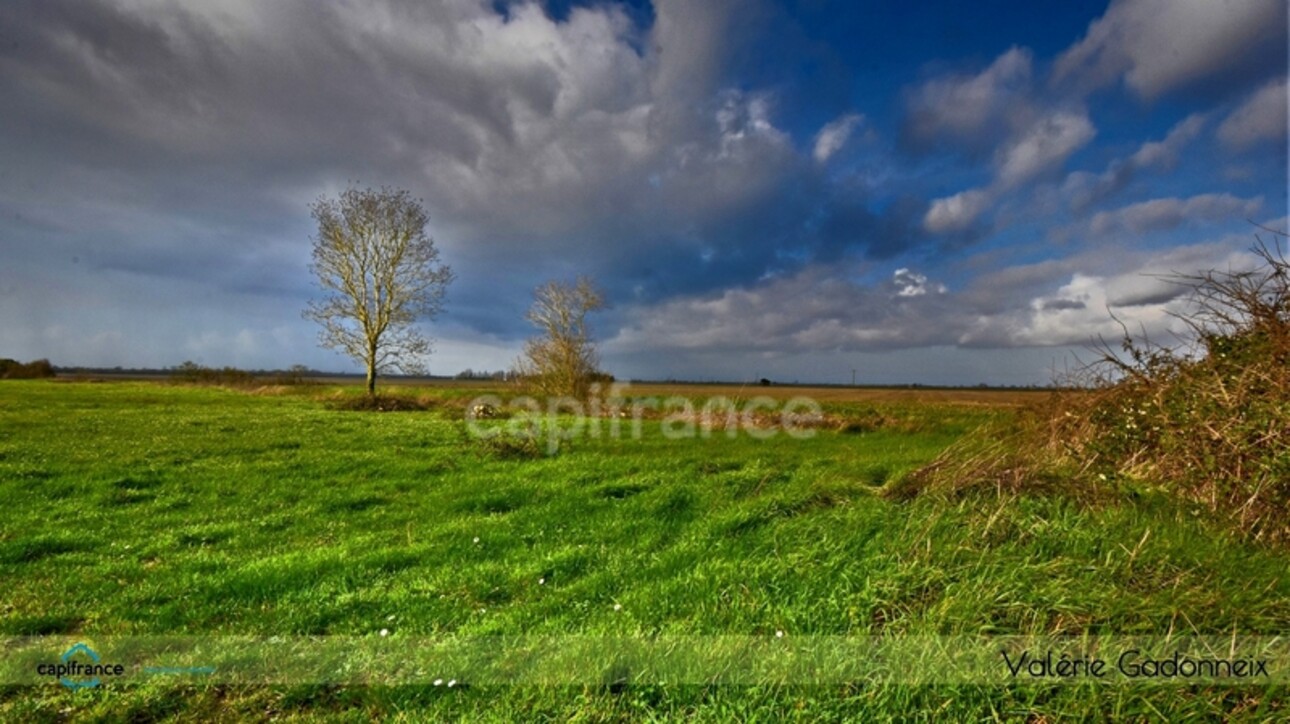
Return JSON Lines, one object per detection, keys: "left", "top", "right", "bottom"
{"left": 1, "top": 379, "right": 1288, "bottom": 720}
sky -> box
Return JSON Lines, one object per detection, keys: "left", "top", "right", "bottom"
{"left": 1, "top": 0, "right": 1286, "bottom": 385}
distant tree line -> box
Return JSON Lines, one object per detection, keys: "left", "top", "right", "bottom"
{"left": 170, "top": 361, "right": 316, "bottom": 386}
{"left": 0, "top": 358, "right": 55, "bottom": 379}
{"left": 455, "top": 369, "right": 518, "bottom": 381}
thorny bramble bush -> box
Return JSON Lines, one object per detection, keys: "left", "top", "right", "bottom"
{"left": 895, "top": 233, "right": 1290, "bottom": 544}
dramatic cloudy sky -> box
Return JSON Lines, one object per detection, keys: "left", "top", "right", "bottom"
{"left": 1, "top": 0, "right": 1286, "bottom": 384}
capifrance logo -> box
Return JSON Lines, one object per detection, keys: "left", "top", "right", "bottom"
{"left": 36, "top": 643, "right": 124, "bottom": 690}
{"left": 465, "top": 383, "right": 826, "bottom": 453}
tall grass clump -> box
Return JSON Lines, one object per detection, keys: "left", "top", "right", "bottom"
{"left": 893, "top": 236, "right": 1289, "bottom": 543}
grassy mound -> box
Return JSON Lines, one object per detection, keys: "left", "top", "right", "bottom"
{"left": 893, "top": 237, "right": 1289, "bottom": 543}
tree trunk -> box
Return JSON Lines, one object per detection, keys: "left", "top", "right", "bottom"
{"left": 366, "top": 363, "right": 377, "bottom": 396}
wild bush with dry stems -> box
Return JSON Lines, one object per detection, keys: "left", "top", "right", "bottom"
{"left": 890, "top": 234, "right": 1289, "bottom": 543}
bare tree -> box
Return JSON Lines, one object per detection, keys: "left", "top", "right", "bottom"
{"left": 304, "top": 186, "right": 453, "bottom": 395}
{"left": 519, "top": 276, "right": 606, "bottom": 397}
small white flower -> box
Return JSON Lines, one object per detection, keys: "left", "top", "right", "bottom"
{"left": 775, "top": 630, "right": 784, "bottom": 638}
{"left": 538, "top": 578, "right": 545, "bottom": 585}
{"left": 473, "top": 537, "right": 480, "bottom": 544}
{"left": 379, "top": 628, "right": 390, "bottom": 637}
{"left": 613, "top": 603, "right": 622, "bottom": 611}
{"left": 433, "top": 678, "right": 443, "bottom": 686}
{"left": 387, "top": 614, "right": 396, "bottom": 621}
{"left": 447, "top": 679, "right": 457, "bottom": 687}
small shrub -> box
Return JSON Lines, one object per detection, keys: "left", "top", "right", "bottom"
{"left": 476, "top": 431, "right": 550, "bottom": 459}
{"left": 0, "top": 358, "right": 56, "bottom": 379}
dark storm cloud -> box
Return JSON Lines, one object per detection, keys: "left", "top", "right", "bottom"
{"left": 0, "top": 0, "right": 922, "bottom": 351}
{"left": 1040, "top": 298, "right": 1085, "bottom": 311}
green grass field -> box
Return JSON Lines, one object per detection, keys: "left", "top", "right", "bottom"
{"left": 2, "top": 380, "right": 1287, "bottom": 721}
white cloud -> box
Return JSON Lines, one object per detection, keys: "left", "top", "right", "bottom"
{"left": 995, "top": 111, "right": 1096, "bottom": 188}
{"left": 892, "top": 268, "right": 948, "bottom": 297}
{"left": 976, "top": 270, "right": 1185, "bottom": 348}
{"left": 902, "top": 46, "right": 1034, "bottom": 153}
{"left": 1089, "top": 193, "right": 1263, "bottom": 235}
{"left": 1061, "top": 113, "right": 1207, "bottom": 213}
{"left": 812, "top": 113, "right": 864, "bottom": 163}
{"left": 961, "top": 242, "right": 1262, "bottom": 347}
{"left": 1009, "top": 273, "right": 1117, "bottom": 346}
{"left": 611, "top": 235, "right": 1268, "bottom": 355}
{"left": 1053, "top": 0, "right": 1285, "bottom": 99}
{"left": 607, "top": 265, "right": 957, "bottom": 354}
{"left": 924, "top": 109, "right": 1095, "bottom": 233}
{"left": 923, "top": 188, "right": 992, "bottom": 233}
{"left": 1129, "top": 114, "right": 1207, "bottom": 169}
{"left": 1218, "top": 77, "right": 1288, "bottom": 150}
